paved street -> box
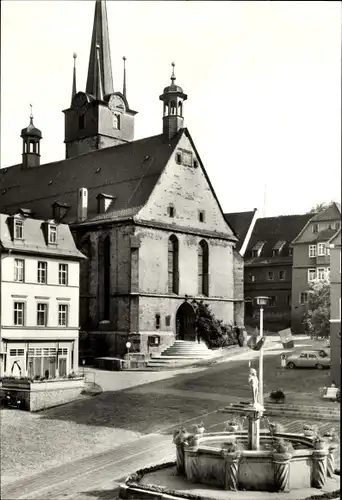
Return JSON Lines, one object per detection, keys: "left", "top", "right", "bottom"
{"left": 1, "top": 339, "right": 339, "bottom": 500}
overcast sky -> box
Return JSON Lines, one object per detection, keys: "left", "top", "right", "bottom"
{"left": 1, "top": 1, "right": 341, "bottom": 216}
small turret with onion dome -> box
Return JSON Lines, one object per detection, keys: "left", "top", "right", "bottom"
{"left": 159, "top": 62, "right": 187, "bottom": 140}
{"left": 21, "top": 104, "right": 42, "bottom": 168}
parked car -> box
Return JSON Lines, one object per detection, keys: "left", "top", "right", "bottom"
{"left": 286, "top": 351, "right": 331, "bottom": 370}
{"left": 325, "top": 339, "right": 331, "bottom": 348}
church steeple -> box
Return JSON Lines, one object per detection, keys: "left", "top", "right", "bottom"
{"left": 71, "top": 53, "right": 77, "bottom": 105}
{"left": 63, "top": 0, "right": 137, "bottom": 159}
{"left": 86, "top": 0, "right": 114, "bottom": 98}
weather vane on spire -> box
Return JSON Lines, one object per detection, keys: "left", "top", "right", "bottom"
{"left": 171, "top": 62, "right": 176, "bottom": 83}
{"left": 29, "top": 104, "right": 33, "bottom": 121}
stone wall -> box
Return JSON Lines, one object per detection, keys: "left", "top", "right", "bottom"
{"left": 2, "top": 378, "right": 84, "bottom": 412}
{"left": 29, "top": 379, "right": 84, "bottom": 411}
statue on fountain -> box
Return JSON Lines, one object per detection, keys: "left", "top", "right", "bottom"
{"left": 248, "top": 368, "right": 260, "bottom": 408}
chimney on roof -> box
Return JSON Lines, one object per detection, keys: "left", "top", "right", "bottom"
{"left": 77, "top": 188, "right": 88, "bottom": 222}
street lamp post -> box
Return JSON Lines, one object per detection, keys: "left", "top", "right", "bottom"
{"left": 255, "top": 296, "right": 269, "bottom": 407}
{"left": 125, "top": 341, "right": 131, "bottom": 370}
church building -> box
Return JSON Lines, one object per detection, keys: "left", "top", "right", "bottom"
{"left": 0, "top": 0, "right": 244, "bottom": 361}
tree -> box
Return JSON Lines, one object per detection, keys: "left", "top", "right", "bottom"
{"left": 191, "top": 299, "right": 237, "bottom": 349}
{"left": 302, "top": 279, "right": 330, "bottom": 338}
{"left": 308, "top": 202, "right": 332, "bottom": 214}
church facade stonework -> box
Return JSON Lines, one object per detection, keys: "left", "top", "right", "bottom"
{"left": 0, "top": 0, "right": 244, "bottom": 361}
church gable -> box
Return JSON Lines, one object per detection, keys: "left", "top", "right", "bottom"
{"left": 136, "top": 130, "right": 236, "bottom": 240}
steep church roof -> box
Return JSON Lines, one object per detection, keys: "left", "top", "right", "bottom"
{"left": 0, "top": 131, "right": 182, "bottom": 224}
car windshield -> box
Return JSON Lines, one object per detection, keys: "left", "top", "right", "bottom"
{"left": 315, "top": 350, "right": 329, "bottom": 358}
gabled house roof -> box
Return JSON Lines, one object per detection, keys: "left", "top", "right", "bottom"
{"left": 292, "top": 202, "right": 341, "bottom": 245}
{"left": 0, "top": 213, "right": 86, "bottom": 260}
{"left": 224, "top": 209, "right": 257, "bottom": 253}
{"left": 310, "top": 202, "right": 341, "bottom": 222}
{"left": 245, "top": 213, "right": 313, "bottom": 266}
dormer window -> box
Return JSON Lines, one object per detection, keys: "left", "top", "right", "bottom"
{"left": 312, "top": 223, "right": 319, "bottom": 233}
{"left": 251, "top": 241, "right": 265, "bottom": 258}
{"left": 272, "top": 240, "right": 286, "bottom": 256}
{"left": 14, "top": 219, "right": 23, "bottom": 239}
{"left": 97, "top": 193, "right": 116, "bottom": 214}
{"left": 48, "top": 225, "right": 57, "bottom": 244}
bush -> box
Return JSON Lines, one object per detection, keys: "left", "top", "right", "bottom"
{"left": 273, "top": 438, "right": 294, "bottom": 454}
{"left": 269, "top": 388, "right": 286, "bottom": 402}
{"left": 191, "top": 299, "right": 237, "bottom": 349}
{"left": 221, "top": 437, "right": 244, "bottom": 454}
{"left": 268, "top": 422, "right": 284, "bottom": 434}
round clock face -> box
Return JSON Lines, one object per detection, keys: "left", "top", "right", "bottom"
{"left": 72, "top": 93, "right": 88, "bottom": 115}
{"left": 108, "top": 94, "right": 125, "bottom": 112}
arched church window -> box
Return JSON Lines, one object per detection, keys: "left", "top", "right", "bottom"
{"left": 198, "top": 240, "right": 209, "bottom": 296}
{"left": 178, "top": 102, "right": 183, "bottom": 116}
{"left": 170, "top": 101, "right": 176, "bottom": 115}
{"left": 168, "top": 235, "right": 179, "bottom": 294}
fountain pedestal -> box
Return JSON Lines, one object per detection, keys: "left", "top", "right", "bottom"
{"left": 245, "top": 403, "right": 264, "bottom": 451}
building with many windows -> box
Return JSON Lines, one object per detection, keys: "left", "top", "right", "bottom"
{"left": 0, "top": 1, "right": 243, "bottom": 361}
{"left": 291, "top": 202, "right": 341, "bottom": 332}
{"left": 329, "top": 228, "right": 341, "bottom": 385}
{"left": 0, "top": 212, "right": 85, "bottom": 377}
{"left": 241, "top": 213, "right": 313, "bottom": 332}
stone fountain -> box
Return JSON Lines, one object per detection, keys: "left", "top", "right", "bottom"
{"left": 120, "top": 367, "right": 340, "bottom": 499}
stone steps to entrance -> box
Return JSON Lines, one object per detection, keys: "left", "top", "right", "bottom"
{"left": 146, "top": 340, "right": 218, "bottom": 369}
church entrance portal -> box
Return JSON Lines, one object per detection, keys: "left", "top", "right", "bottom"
{"left": 176, "top": 302, "right": 196, "bottom": 341}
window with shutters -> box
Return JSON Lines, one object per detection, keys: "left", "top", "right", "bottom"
{"left": 198, "top": 240, "right": 209, "bottom": 296}
{"left": 168, "top": 235, "right": 179, "bottom": 294}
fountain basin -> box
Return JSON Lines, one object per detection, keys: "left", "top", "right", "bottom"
{"left": 181, "top": 431, "right": 330, "bottom": 491}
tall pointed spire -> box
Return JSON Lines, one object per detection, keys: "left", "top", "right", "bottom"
{"left": 94, "top": 45, "right": 104, "bottom": 100}
{"left": 71, "top": 53, "right": 77, "bottom": 104}
{"left": 86, "top": 0, "right": 114, "bottom": 97}
{"left": 122, "top": 56, "right": 127, "bottom": 99}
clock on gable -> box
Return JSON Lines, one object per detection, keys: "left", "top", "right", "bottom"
{"left": 108, "top": 95, "right": 126, "bottom": 113}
